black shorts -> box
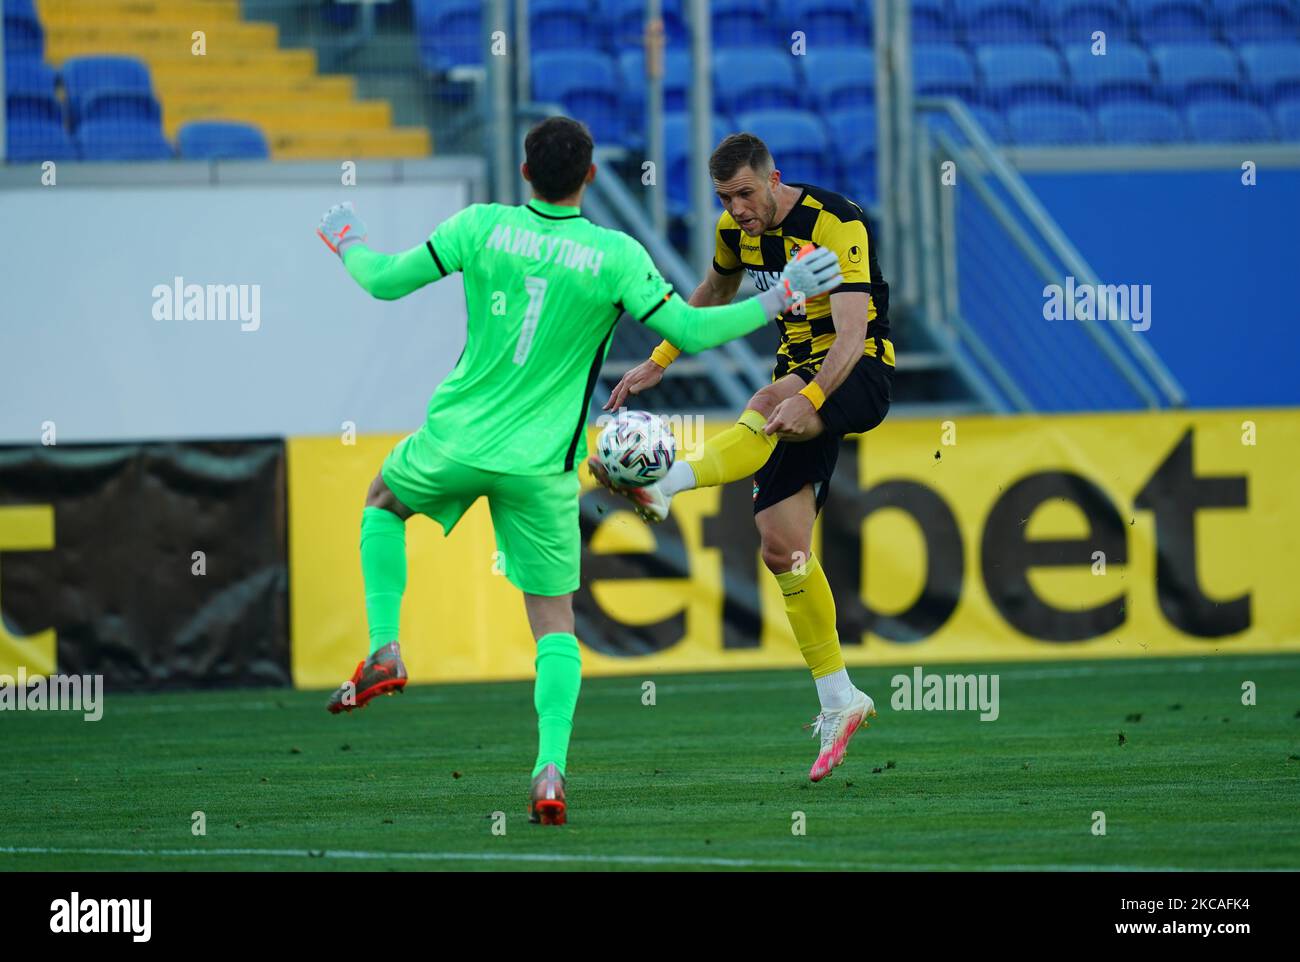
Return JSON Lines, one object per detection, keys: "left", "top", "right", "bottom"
{"left": 752, "top": 352, "right": 893, "bottom": 516}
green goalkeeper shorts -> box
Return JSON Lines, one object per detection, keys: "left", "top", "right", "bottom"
{"left": 380, "top": 425, "right": 581, "bottom": 597}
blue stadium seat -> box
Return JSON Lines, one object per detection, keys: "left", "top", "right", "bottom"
{"left": 824, "top": 106, "right": 877, "bottom": 205}
{"left": 6, "top": 91, "right": 59, "bottom": 126}
{"left": 76, "top": 120, "right": 173, "bottom": 161}
{"left": 712, "top": 0, "right": 781, "bottom": 49}
{"left": 529, "top": 0, "right": 600, "bottom": 52}
{"left": 1151, "top": 42, "right": 1244, "bottom": 103}
{"left": 3, "top": 0, "right": 38, "bottom": 15}
{"left": 618, "top": 47, "right": 693, "bottom": 116}
{"left": 4, "top": 57, "right": 57, "bottom": 96}
{"left": 662, "top": 113, "right": 731, "bottom": 216}
{"left": 1065, "top": 42, "right": 1156, "bottom": 104}
{"left": 530, "top": 50, "right": 623, "bottom": 145}
{"left": 913, "top": 0, "right": 958, "bottom": 41}
{"left": 76, "top": 91, "right": 161, "bottom": 128}
{"left": 62, "top": 55, "right": 152, "bottom": 108}
{"left": 713, "top": 48, "right": 800, "bottom": 114}
{"left": 177, "top": 121, "right": 270, "bottom": 160}
{"left": 955, "top": 0, "right": 1041, "bottom": 43}
{"left": 734, "top": 109, "right": 832, "bottom": 184}
{"left": 1039, "top": 0, "right": 1130, "bottom": 42}
{"left": 412, "top": 0, "right": 480, "bottom": 72}
{"left": 5, "top": 119, "right": 77, "bottom": 162}
{"left": 1186, "top": 99, "right": 1276, "bottom": 139}
{"left": 800, "top": 49, "right": 876, "bottom": 111}
{"left": 1239, "top": 42, "right": 1300, "bottom": 102}
{"left": 1273, "top": 100, "right": 1300, "bottom": 139}
{"left": 927, "top": 103, "right": 1011, "bottom": 143}
{"left": 1211, "top": 0, "right": 1300, "bottom": 42}
{"left": 600, "top": 0, "right": 689, "bottom": 47}
{"left": 1007, "top": 103, "right": 1098, "bottom": 142}
{"left": 786, "top": 0, "right": 872, "bottom": 46}
{"left": 1096, "top": 101, "right": 1187, "bottom": 141}
{"left": 913, "top": 44, "right": 979, "bottom": 100}
{"left": 3, "top": 7, "right": 43, "bottom": 57}
{"left": 1129, "top": 0, "right": 1216, "bottom": 43}
{"left": 976, "top": 44, "right": 1071, "bottom": 105}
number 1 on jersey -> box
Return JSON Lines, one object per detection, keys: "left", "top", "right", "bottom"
{"left": 513, "top": 276, "right": 548, "bottom": 366}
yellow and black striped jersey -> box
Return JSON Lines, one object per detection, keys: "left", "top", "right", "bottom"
{"left": 712, "top": 183, "right": 893, "bottom": 378}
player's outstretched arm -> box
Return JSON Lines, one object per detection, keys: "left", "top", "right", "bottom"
{"left": 638, "top": 246, "right": 843, "bottom": 354}
{"left": 316, "top": 202, "right": 440, "bottom": 301}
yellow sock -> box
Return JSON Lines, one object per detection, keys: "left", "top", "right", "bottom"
{"left": 774, "top": 554, "right": 845, "bottom": 679}
{"left": 689, "top": 409, "right": 777, "bottom": 488}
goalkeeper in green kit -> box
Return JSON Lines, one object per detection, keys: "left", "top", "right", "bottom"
{"left": 315, "top": 116, "right": 842, "bottom": 825}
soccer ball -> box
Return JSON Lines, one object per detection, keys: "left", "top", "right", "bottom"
{"left": 596, "top": 410, "right": 676, "bottom": 487}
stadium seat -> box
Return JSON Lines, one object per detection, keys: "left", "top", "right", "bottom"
{"left": 600, "top": 0, "right": 689, "bottom": 47}
{"left": 1128, "top": 0, "right": 1217, "bottom": 43}
{"left": 913, "top": 0, "right": 958, "bottom": 41}
{"left": 618, "top": 47, "right": 693, "bottom": 117}
{"left": 77, "top": 90, "right": 161, "bottom": 128}
{"left": 913, "top": 44, "right": 980, "bottom": 100}
{"left": 1065, "top": 43, "right": 1157, "bottom": 105}
{"left": 926, "top": 103, "right": 1011, "bottom": 144}
{"left": 1239, "top": 42, "right": 1300, "bottom": 102}
{"left": 1185, "top": 99, "right": 1276, "bottom": 139}
{"left": 1273, "top": 100, "right": 1300, "bottom": 139}
{"left": 712, "top": 0, "right": 781, "bottom": 49}
{"left": 3, "top": 7, "right": 43, "bottom": 57}
{"left": 662, "top": 113, "right": 732, "bottom": 216}
{"left": 712, "top": 49, "right": 800, "bottom": 115}
{"left": 6, "top": 90, "right": 60, "bottom": 127}
{"left": 734, "top": 109, "right": 832, "bottom": 184}
{"left": 5, "top": 118, "right": 77, "bottom": 162}
{"left": 530, "top": 50, "right": 622, "bottom": 145}
{"left": 1096, "top": 101, "right": 1187, "bottom": 141}
{"left": 976, "top": 44, "right": 1071, "bottom": 105}
{"left": 954, "top": 0, "right": 1041, "bottom": 43}
{"left": 800, "top": 49, "right": 877, "bottom": 111}
{"left": 177, "top": 121, "right": 270, "bottom": 160}
{"left": 412, "top": 0, "right": 481, "bottom": 72}
{"left": 61, "top": 55, "right": 153, "bottom": 111}
{"left": 1211, "top": 0, "right": 1300, "bottom": 42}
{"left": 1039, "top": 0, "right": 1131, "bottom": 42}
{"left": 76, "top": 119, "right": 173, "bottom": 161}
{"left": 5, "top": 57, "right": 57, "bottom": 96}
{"left": 529, "top": 0, "right": 600, "bottom": 52}
{"left": 786, "top": 0, "right": 872, "bottom": 46}
{"left": 1151, "top": 43, "right": 1244, "bottom": 104}
{"left": 1007, "top": 103, "right": 1098, "bottom": 143}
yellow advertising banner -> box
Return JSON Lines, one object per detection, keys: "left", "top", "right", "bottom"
{"left": 288, "top": 410, "right": 1300, "bottom": 689}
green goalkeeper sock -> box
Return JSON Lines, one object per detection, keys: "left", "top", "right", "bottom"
{"left": 360, "top": 506, "right": 407, "bottom": 654}
{"left": 532, "top": 632, "right": 582, "bottom": 778}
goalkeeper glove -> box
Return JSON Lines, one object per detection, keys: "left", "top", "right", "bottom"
{"left": 757, "top": 244, "right": 843, "bottom": 319}
{"left": 317, "top": 202, "right": 368, "bottom": 258}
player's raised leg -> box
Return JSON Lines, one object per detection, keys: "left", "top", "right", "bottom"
{"left": 327, "top": 473, "right": 413, "bottom": 713}
{"left": 756, "top": 485, "right": 874, "bottom": 781}
{"left": 586, "top": 373, "right": 805, "bottom": 521}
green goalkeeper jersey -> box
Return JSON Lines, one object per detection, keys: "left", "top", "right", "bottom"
{"left": 341, "top": 197, "right": 769, "bottom": 476}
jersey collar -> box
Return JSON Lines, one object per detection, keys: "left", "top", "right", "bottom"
{"left": 770, "top": 183, "right": 808, "bottom": 233}
{"left": 526, "top": 198, "right": 582, "bottom": 219}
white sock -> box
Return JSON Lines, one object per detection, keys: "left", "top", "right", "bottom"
{"left": 815, "top": 669, "right": 854, "bottom": 711}
{"left": 659, "top": 459, "right": 697, "bottom": 498}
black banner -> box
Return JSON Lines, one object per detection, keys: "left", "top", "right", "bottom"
{"left": 0, "top": 441, "right": 289, "bottom": 689}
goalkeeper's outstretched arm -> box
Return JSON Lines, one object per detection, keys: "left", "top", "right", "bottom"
{"left": 635, "top": 245, "right": 843, "bottom": 354}
{"left": 316, "top": 202, "right": 441, "bottom": 301}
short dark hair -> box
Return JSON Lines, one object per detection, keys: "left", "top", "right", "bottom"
{"left": 709, "top": 133, "right": 772, "bottom": 183}
{"left": 524, "top": 116, "right": 594, "bottom": 201}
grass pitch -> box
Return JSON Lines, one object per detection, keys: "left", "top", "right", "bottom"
{"left": 2, "top": 653, "right": 1298, "bottom": 871}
